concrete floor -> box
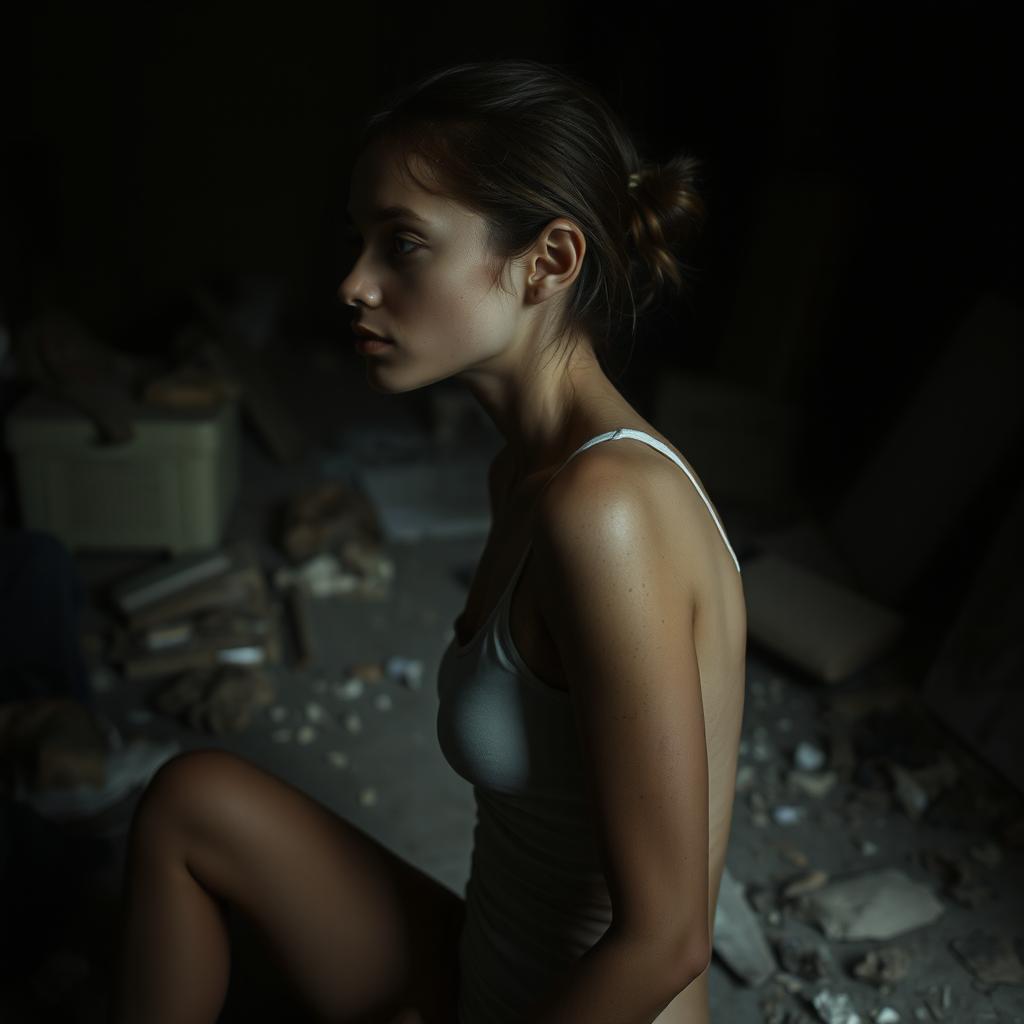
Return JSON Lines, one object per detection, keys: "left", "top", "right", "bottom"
{"left": 3, "top": 335, "right": 1023, "bottom": 1022}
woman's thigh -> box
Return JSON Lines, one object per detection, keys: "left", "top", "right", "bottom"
{"left": 130, "top": 748, "right": 465, "bottom": 1024}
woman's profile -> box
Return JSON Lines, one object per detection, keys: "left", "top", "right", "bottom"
{"left": 108, "top": 58, "right": 747, "bottom": 1024}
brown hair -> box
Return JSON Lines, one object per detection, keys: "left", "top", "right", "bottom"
{"left": 353, "top": 58, "right": 707, "bottom": 377}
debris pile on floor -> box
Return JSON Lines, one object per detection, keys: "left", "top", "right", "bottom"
{"left": 712, "top": 669, "right": 1024, "bottom": 1024}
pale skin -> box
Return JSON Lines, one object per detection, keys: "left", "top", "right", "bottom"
{"left": 107, "top": 133, "right": 746, "bottom": 1023}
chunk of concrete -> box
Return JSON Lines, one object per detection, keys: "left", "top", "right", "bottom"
{"left": 712, "top": 866, "right": 777, "bottom": 985}
{"left": 802, "top": 868, "right": 944, "bottom": 941}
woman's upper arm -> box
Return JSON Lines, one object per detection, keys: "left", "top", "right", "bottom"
{"left": 533, "top": 458, "right": 711, "bottom": 969}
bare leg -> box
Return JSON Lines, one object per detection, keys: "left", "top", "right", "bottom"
{"left": 106, "top": 749, "right": 465, "bottom": 1024}
{"left": 109, "top": 808, "right": 232, "bottom": 1023}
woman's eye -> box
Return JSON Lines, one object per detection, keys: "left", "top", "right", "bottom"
{"left": 344, "top": 233, "right": 420, "bottom": 258}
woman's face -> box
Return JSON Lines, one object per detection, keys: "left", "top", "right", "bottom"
{"left": 339, "top": 137, "right": 527, "bottom": 393}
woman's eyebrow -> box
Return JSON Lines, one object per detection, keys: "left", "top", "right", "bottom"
{"left": 345, "top": 205, "right": 431, "bottom": 227}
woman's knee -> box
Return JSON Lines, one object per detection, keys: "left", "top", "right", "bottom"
{"left": 131, "top": 748, "right": 242, "bottom": 843}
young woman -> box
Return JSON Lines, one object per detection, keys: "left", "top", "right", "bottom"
{"left": 108, "top": 59, "right": 746, "bottom": 1024}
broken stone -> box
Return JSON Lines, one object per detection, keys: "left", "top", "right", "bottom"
{"left": 343, "top": 712, "right": 363, "bottom": 734}
{"left": 772, "top": 934, "right": 832, "bottom": 981}
{"left": 359, "top": 785, "right": 378, "bottom": 807}
{"left": 335, "top": 678, "right": 365, "bottom": 700}
{"left": 949, "top": 929, "right": 1024, "bottom": 986}
{"left": 374, "top": 693, "right": 394, "bottom": 712}
{"left": 349, "top": 661, "right": 385, "bottom": 683}
{"left": 811, "top": 988, "right": 862, "bottom": 1024}
{"left": 736, "top": 763, "right": 756, "bottom": 792}
{"left": 305, "top": 701, "right": 328, "bottom": 723}
{"left": 776, "top": 842, "right": 810, "bottom": 868}
{"left": 790, "top": 770, "right": 839, "bottom": 798}
{"left": 154, "top": 667, "right": 275, "bottom": 735}
{"left": 775, "top": 971, "right": 806, "bottom": 994}
{"left": 782, "top": 870, "right": 830, "bottom": 900}
{"left": 850, "top": 946, "right": 911, "bottom": 986}
{"left": 296, "top": 725, "right": 317, "bottom": 745}
{"left": 872, "top": 1010, "right": 900, "bottom": 1023}
{"left": 795, "top": 740, "right": 827, "bottom": 772}
{"left": 773, "top": 804, "right": 807, "bottom": 826}
{"left": 858, "top": 839, "right": 880, "bottom": 857}
{"left": 385, "top": 655, "right": 424, "bottom": 690}
{"left": 757, "top": 981, "right": 792, "bottom": 1024}
{"left": 711, "top": 866, "right": 777, "bottom": 986}
{"left": 888, "top": 762, "right": 931, "bottom": 819}
{"left": 326, "top": 750, "right": 349, "bottom": 769}
{"left": 802, "top": 868, "right": 944, "bottom": 941}
{"left": 268, "top": 704, "right": 289, "bottom": 723}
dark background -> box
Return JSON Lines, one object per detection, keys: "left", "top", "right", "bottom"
{"left": 2, "top": 1, "right": 1019, "bottom": 570}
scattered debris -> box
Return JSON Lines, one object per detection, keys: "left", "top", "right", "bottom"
{"left": 773, "top": 804, "right": 807, "bottom": 826}
{"left": 789, "top": 769, "right": 839, "bottom": 798}
{"left": 795, "top": 740, "right": 828, "bottom": 772}
{"left": 949, "top": 929, "right": 1024, "bottom": 986}
{"left": 782, "top": 869, "right": 830, "bottom": 900}
{"left": 152, "top": 667, "right": 275, "bottom": 735}
{"left": 802, "top": 868, "right": 944, "bottom": 941}
{"left": 811, "top": 987, "right": 862, "bottom": 1024}
{"left": 850, "top": 946, "right": 912, "bottom": 986}
{"left": 772, "top": 933, "right": 832, "bottom": 981}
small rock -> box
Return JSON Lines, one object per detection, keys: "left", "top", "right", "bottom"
{"left": 359, "top": 786, "right": 378, "bottom": 807}
{"left": 296, "top": 725, "right": 317, "bottom": 745}
{"left": 851, "top": 946, "right": 911, "bottom": 986}
{"left": 888, "top": 762, "right": 930, "bottom": 819}
{"left": 778, "top": 717, "right": 793, "bottom": 733}
{"left": 374, "top": 693, "right": 394, "bottom": 712}
{"left": 349, "top": 661, "right": 384, "bottom": 683}
{"left": 268, "top": 705, "right": 289, "bottom": 723}
{"left": 271, "top": 727, "right": 292, "bottom": 743}
{"left": 790, "top": 770, "right": 839, "bottom": 798}
{"left": 305, "top": 701, "right": 328, "bottom": 724}
{"left": 773, "top": 805, "right": 807, "bottom": 826}
{"left": 812, "top": 988, "right": 862, "bottom": 1024}
{"left": 335, "top": 678, "right": 365, "bottom": 701}
{"left": 859, "top": 839, "right": 880, "bottom": 857}
{"left": 795, "top": 740, "right": 828, "bottom": 772}
{"left": 384, "top": 655, "right": 423, "bottom": 690}
{"left": 782, "top": 869, "right": 829, "bottom": 900}
{"left": 736, "top": 764, "right": 756, "bottom": 792}
{"left": 777, "top": 843, "right": 810, "bottom": 868}
{"left": 311, "top": 678, "right": 329, "bottom": 695}
{"left": 773, "top": 934, "right": 831, "bottom": 981}
{"left": 326, "top": 750, "right": 349, "bottom": 769}
{"left": 344, "top": 711, "right": 363, "bottom": 734}
{"left": 803, "top": 868, "right": 944, "bottom": 941}
{"left": 872, "top": 1009, "right": 900, "bottom": 1024}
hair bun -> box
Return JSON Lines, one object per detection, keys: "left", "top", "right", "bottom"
{"left": 626, "top": 154, "right": 706, "bottom": 314}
